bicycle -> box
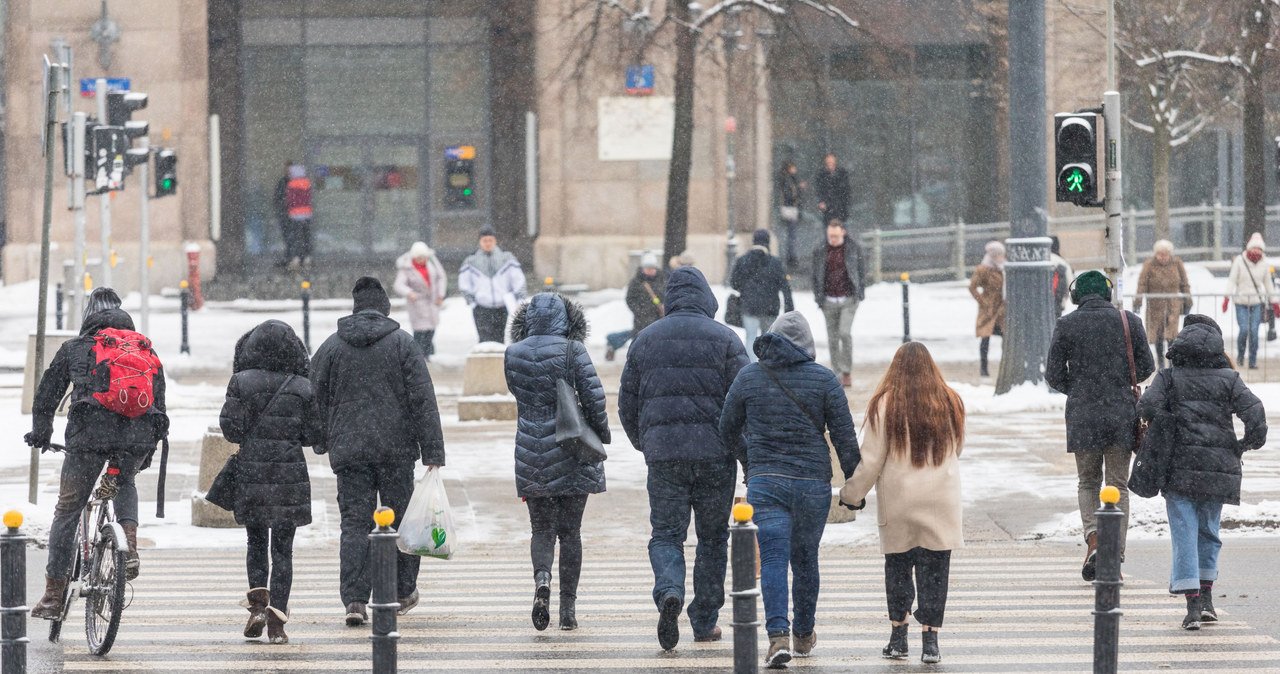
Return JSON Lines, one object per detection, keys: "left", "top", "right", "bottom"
{"left": 42, "top": 443, "right": 131, "bottom": 656}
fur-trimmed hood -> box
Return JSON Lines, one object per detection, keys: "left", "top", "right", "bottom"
{"left": 509, "top": 292, "right": 589, "bottom": 342}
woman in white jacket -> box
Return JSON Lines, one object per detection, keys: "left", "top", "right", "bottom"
{"left": 1223, "top": 233, "right": 1279, "bottom": 369}
{"left": 393, "top": 241, "right": 448, "bottom": 360}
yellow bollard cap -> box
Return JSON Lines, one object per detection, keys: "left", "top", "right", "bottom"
{"left": 373, "top": 507, "right": 395, "bottom": 528}
{"left": 301, "top": 281, "right": 311, "bottom": 290}
{"left": 180, "top": 280, "right": 189, "bottom": 289}
{"left": 1099, "top": 485, "right": 1120, "bottom": 505}
{"left": 900, "top": 273, "right": 910, "bottom": 282}
{"left": 3, "top": 510, "right": 22, "bottom": 529}
{"left": 544, "top": 277, "right": 554, "bottom": 285}
{"left": 732, "top": 502, "right": 753, "bottom": 523}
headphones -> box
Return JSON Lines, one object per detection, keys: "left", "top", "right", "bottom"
{"left": 1068, "top": 273, "right": 1113, "bottom": 305}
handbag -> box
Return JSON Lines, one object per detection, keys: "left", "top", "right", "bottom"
{"left": 1241, "top": 257, "right": 1278, "bottom": 341}
{"left": 779, "top": 205, "right": 800, "bottom": 222}
{"left": 555, "top": 340, "right": 607, "bottom": 464}
{"left": 725, "top": 293, "right": 744, "bottom": 328}
{"left": 1118, "top": 309, "right": 1145, "bottom": 449}
{"left": 206, "top": 375, "right": 296, "bottom": 511}
{"left": 1129, "top": 369, "right": 1178, "bottom": 498}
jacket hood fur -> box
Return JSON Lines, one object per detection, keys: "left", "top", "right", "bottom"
{"left": 510, "top": 292, "right": 589, "bottom": 342}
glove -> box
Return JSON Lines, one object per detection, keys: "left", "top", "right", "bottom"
{"left": 24, "top": 429, "right": 51, "bottom": 450}
{"left": 311, "top": 443, "right": 328, "bottom": 455}
{"left": 1222, "top": 297, "right": 1230, "bottom": 314}
{"left": 838, "top": 498, "right": 865, "bottom": 511}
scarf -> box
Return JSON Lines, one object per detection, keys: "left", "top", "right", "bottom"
{"left": 412, "top": 259, "right": 432, "bottom": 289}
{"left": 1247, "top": 249, "right": 1264, "bottom": 264}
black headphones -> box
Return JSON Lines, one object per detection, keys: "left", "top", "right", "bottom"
{"left": 1068, "top": 273, "right": 1113, "bottom": 305}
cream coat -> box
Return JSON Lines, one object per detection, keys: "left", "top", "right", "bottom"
{"left": 1226, "top": 253, "right": 1276, "bottom": 306}
{"left": 840, "top": 405, "right": 964, "bottom": 554}
{"left": 393, "top": 251, "right": 448, "bottom": 331}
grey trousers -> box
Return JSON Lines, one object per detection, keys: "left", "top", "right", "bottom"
{"left": 1075, "top": 447, "right": 1131, "bottom": 553}
{"left": 821, "top": 298, "right": 859, "bottom": 374}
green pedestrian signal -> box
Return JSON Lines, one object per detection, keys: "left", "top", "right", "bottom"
{"left": 1066, "top": 169, "right": 1085, "bottom": 192}
{"left": 1054, "top": 112, "right": 1099, "bottom": 206}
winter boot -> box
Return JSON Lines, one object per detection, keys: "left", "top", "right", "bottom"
{"left": 1081, "top": 532, "right": 1098, "bottom": 581}
{"left": 30, "top": 576, "right": 68, "bottom": 620}
{"left": 979, "top": 338, "right": 990, "bottom": 377}
{"left": 1182, "top": 593, "right": 1202, "bottom": 630}
{"left": 1200, "top": 582, "right": 1218, "bottom": 622}
{"left": 882, "top": 623, "right": 909, "bottom": 659}
{"left": 242, "top": 588, "right": 270, "bottom": 638}
{"left": 657, "top": 593, "right": 681, "bottom": 651}
{"left": 694, "top": 626, "right": 723, "bottom": 642}
{"left": 605, "top": 345, "right": 616, "bottom": 361}
{"left": 765, "top": 633, "right": 792, "bottom": 668}
{"left": 397, "top": 589, "right": 419, "bottom": 616}
{"left": 532, "top": 571, "right": 551, "bottom": 631}
{"left": 122, "top": 524, "right": 140, "bottom": 580}
{"left": 559, "top": 594, "right": 577, "bottom": 631}
{"left": 792, "top": 631, "right": 817, "bottom": 657}
{"left": 344, "top": 601, "right": 367, "bottom": 627}
{"left": 267, "top": 607, "right": 289, "bottom": 644}
{"left": 921, "top": 630, "right": 941, "bottom": 664}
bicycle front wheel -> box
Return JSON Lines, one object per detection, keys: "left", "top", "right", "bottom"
{"left": 83, "top": 525, "right": 127, "bottom": 655}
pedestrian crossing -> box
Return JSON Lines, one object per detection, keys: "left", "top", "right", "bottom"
{"left": 58, "top": 544, "right": 1280, "bottom": 673}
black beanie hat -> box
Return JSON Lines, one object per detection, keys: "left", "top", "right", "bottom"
{"left": 83, "top": 287, "right": 122, "bottom": 322}
{"left": 352, "top": 276, "right": 391, "bottom": 316}
{"left": 478, "top": 224, "right": 496, "bottom": 240}
{"left": 1183, "top": 313, "right": 1223, "bottom": 335}
{"left": 753, "top": 229, "right": 770, "bottom": 247}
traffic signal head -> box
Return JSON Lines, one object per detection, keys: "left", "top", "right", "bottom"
{"left": 90, "top": 125, "right": 127, "bottom": 192}
{"left": 1055, "top": 112, "right": 1099, "bottom": 206}
{"left": 107, "top": 91, "right": 147, "bottom": 127}
{"left": 444, "top": 158, "right": 475, "bottom": 210}
{"left": 154, "top": 148, "right": 177, "bottom": 197}
{"left": 122, "top": 120, "right": 149, "bottom": 140}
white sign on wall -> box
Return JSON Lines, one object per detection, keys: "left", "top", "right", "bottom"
{"left": 597, "top": 96, "right": 675, "bottom": 161}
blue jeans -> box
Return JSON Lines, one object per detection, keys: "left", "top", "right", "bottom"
{"left": 646, "top": 458, "right": 737, "bottom": 636}
{"left": 747, "top": 475, "right": 831, "bottom": 636}
{"left": 606, "top": 329, "right": 632, "bottom": 351}
{"left": 1235, "top": 304, "right": 1263, "bottom": 366}
{"left": 1165, "top": 493, "right": 1222, "bottom": 593}
{"left": 743, "top": 315, "right": 766, "bottom": 362}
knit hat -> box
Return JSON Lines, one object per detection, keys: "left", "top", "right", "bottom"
{"left": 352, "top": 276, "right": 391, "bottom": 315}
{"left": 288, "top": 164, "right": 306, "bottom": 179}
{"left": 640, "top": 252, "right": 659, "bottom": 269}
{"left": 753, "top": 229, "right": 771, "bottom": 247}
{"left": 1182, "top": 313, "right": 1222, "bottom": 335}
{"left": 984, "top": 241, "right": 1006, "bottom": 257}
{"left": 1071, "top": 270, "right": 1111, "bottom": 304}
{"left": 1247, "top": 232, "right": 1265, "bottom": 251}
{"left": 676, "top": 250, "right": 696, "bottom": 267}
{"left": 83, "top": 287, "right": 122, "bottom": 322}
{"left": 409, "top": 241, "right": 430, "bottom": 260}
{"left": 1154, "top": 239, "right": 1174, "bottom": 255}
{"left": 478, "top": 225, "right": 497, "bottom": 240}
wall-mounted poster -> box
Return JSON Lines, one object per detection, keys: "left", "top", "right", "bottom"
{"left": 597, "top": 96, "right": 675, "bottom": 161}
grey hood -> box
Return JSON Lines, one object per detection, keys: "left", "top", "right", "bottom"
{"left": 768, "top": 311, "right": 815, "bottom": 358}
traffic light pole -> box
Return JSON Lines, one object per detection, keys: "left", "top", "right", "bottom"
{"left": 71, "top": 113, "right": 88, "bottom": 329}
{"left": 1103, "top": 90, "right": 1124, "bottom": 306}
{"left": 138, "top": 136, "right": 151, "bottom": 334}
{"left": 95, "top": 78, "right": 112, "bottom": 289}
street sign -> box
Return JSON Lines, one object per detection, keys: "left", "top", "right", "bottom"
{"left": 445, "top": 145, "right": 476, "bottom": 160}
{"left": 79, "top": 77, "right": 130, "bottom": 96}
{"left": 626, "top": 65, "right": 654, "bottom": 95}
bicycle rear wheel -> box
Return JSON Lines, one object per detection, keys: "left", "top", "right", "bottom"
{"left": 83, "top": 525, "right": 127, "bottom": 655}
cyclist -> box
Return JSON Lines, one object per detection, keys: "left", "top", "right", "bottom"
{"left": 25, "top": 288, "right": 169, "bottom": 620}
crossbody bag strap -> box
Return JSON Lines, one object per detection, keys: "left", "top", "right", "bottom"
{"left": 246, "top": 374, "right": 296, "bottom": 442}
{"left": 758, "top": 364, "right": 826, "bottom": 434}
{"left": 1118, "top": 309, "right": 1140, "bottom": 402}
{"left": 642, "top": 281, "right": 664, "bottom": 317}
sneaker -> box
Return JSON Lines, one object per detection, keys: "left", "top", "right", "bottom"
{"left": 882, "top": 623, "right": 908, "bottom": 659}
{"left": 345, "top": 601, "right": 367, "bottom": 626}
{"left": 397, "top": 589, "right": 419, "bottom": 616}
{"left": 792, "top": 631, "right": 816, "bottom": 657}
{"left": 765, "top": 633, "right": 792, "bottom": 668}
{"left": 693, "top": 626, "right": 722, "bottom": 642}
{"left": 1081, "top": 532, "right": 1098, "bottom": 581}
{"left": 657, "top": 593, "right": 681, "bottom": 651}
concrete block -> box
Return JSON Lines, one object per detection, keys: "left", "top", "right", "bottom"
{"left": 827, "top": 493, "right": 857, "bottom": 524}
{"left": 21, "top": 331, "right": 78, "bottom": 415}
{"left": 461, "top": 345, "right": 510, "bottom": 397}
{"left": 457, "top": 396, "right": 518, "bottom": 422}
{"left": 191, "top": 425, "right": 241, "bottom": 528}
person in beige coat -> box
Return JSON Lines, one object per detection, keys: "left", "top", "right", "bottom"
{"left": 840, "top": 342, "right": 964, "bottom": 665}
{"left": 393, "top": 241, "right": 448, "bottom": 360}
{"left": 1223, "top": 233, "right": 1279, "bottom": 369}
{"left": 968, "top": 241, "right": 1005, "bottom": 377}
{"left": 1133, "top": 239, "right": 1190, "bottom": 368}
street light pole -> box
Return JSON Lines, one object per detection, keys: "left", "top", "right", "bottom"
{"left": 722, "top": 8, "right": 743, "bottom": 283}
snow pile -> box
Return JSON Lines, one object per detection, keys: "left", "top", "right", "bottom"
{"left": 1026, "top": 499, "right": 1280, "bottom": 541}
{"left": 952, "top": 382, "right": 1066, "bottom": 414}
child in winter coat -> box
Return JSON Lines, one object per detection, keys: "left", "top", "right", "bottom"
{"left": 219, "top": 320, "right": 322, "bottom": 644}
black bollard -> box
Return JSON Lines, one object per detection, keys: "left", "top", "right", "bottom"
{"left": 54, "top": 283, "right": 63, "bottom": 331}
{"left": 1, "top": 510, "right": 28, "bottom": 674}
{"left": 370, "top": 507, "right": 399, "bottom": 673}
{"left": 179, "top": 281, "right": 191, "bottom": 355}
{"left": 729, "top": 503, "right": 760, "bottom": 674}
{"left": 900, "top": 273, "right": 911, "bottom": 343}
{"left": 1092, "top": 486, "right": 1124, "bottom": 674}
{"left": 301, "top": 281, "right": 312, "bottom": 354}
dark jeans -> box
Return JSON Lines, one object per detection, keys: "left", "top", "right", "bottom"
{"left": 335, "top": 462, "right": 420, "bottom": 605}
{"left": 473, "top": 306, "right": 508, "bottom": 343}
{"left": 247, "top": 525, "right": 296, "bottom": 612}
{"left": 526, "top": 495, "right": 588, "bottom": 599}
{"left": 281, "top": 217, "right": 313, "bottom": 261}
{"left": 748, "top": 475, "right": 831, "bottom": 636}
{"left": 413, "top": 330, "right": 436, "bottom": 359}
{"left": 885, "top": 547, "right": 952, "bottom": 628}
{"left": 647, "top": 457, "right": 737, "bottom": 636}
{"left": 47, "top": 449, "right": 146, "bottom": 580}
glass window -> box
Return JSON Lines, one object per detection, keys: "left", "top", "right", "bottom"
{"left": 243, "top": 47, "right": 305, "bottom": 256}
{"left": 305, "top": 46, "right": 427, "bottom": 135}
{"left": 305, "top": 18, "right": 427, "bottom": 45}
{"left": 429, "top": 46, "right": 487, "bottom": 132}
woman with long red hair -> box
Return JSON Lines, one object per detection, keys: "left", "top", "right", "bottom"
{"left": 840, "top": 342, "right": 965, "bottom": 665}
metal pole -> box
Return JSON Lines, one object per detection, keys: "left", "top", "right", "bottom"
{"left": 872, "top": 229, "right": 883, "bottom": 282}
{"left": 370, "top": 507, "right": 400, "bottom": 673}
{"left": 525, "top": 111, "right": 539, "bottom": 238}
{"left": 901, "top": 274, "right": 911, "bottom": 343}
{"left": 139, "top": 136, "right": 151, "bottom": 334}
{"left": 730, "top": 502, "right": 759, "bottom": 674}
{"left": 179, "top": 281, "right": 191, "bottom": 355}
{"left": 1212, "top": 199, "right": 1223, "bottom": 261}
{"left": 209, "top": 114, "right": 222, "bottom": 243}
{"left": 1, "top": 511, "right": 29, "bottom": 674}
{"left": 95, "top": 78, "right": 112, "bottom": 289}
{"left": 953, "top": 218, "right": 966, "bottom": 280}
{"left": 33, "top": 62, "right": 60, "bottom": 506}
{"left": 72, "top": 113, "right": 87, "bottom": 332}
{"left": 1092, "top": 487, "right": 1124, "bottom": 674}
{"left": 301, "top": 282, "right": 312, "bottom": 354}
{"left": 1106, "top": 0, "right": 1116, "bottom": 91}
{"left": 1104, "top": 91, "right": 1125, "bottom": 305}
{"left": 55, "top": 284, "right": 63, "bottom": 331}
{"left": 723, "top": 9, "right": 741, "bottom": 284}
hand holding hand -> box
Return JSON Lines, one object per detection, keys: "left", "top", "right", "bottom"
{"left": 1222, "top": 297, "right": 1230, "bottom": 314}
{"left": 838, "top": 498, "right": 866, "bottom": 511}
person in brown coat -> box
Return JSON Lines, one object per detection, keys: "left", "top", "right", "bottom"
{"left": 1133, "top": 239, "right": 1191, "bottom": 368}
{"left": 968, "top": 241, "right": 1005, "bottom": 377}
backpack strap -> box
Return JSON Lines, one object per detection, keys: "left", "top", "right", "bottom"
{"left": 758, "top": 364, "right": 826, "bottom": 435}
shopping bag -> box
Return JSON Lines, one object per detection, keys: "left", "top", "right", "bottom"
{"left": 397, "top": 469, "right": 457, "bottom": 560}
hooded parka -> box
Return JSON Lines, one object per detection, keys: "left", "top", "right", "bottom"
{"left": 393, "top": 250, "right": 448, "bottom": 332}
{"left": 504, "top": 294, "right": 611, "bottom": 498}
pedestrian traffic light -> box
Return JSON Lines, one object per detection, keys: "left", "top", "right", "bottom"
{"left": 444, "top": 158, "right": 475, "bottom": 210}
{"left": 154, "top": 148, "right": 177, "bottom": 198}
{"left": 1054, "top": 112, "right": 1099, "bottom": 206}
{"left": 89, "top": 125, "right": 126, "bottom": 192}
{"left": 106, "top": 91, "right": 147, "bottom": 127}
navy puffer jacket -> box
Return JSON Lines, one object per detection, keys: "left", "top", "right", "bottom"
{"left": 1139, "top": 323, "right": 1267, "bottom": 505}
{"left": 619, "top": 267, "right": 750, "bottom": 463}
{"left": 505, "top": 294, "right": 611, "bottom": 498}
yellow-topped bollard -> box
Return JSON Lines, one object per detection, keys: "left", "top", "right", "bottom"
{"left": 373, "top": 507, "right": 395, "bottom": 529}
{"left": 1099, "top": 485, "right": 1120, "bottom": 505}
{"left": 732, "top": 502, "right": 753, "bottom": 523}
{"left": 179, "top": 279, "right": 189, "bottom": 289}
{"left": 900, "top": 272, "right": 910, "bottom": 282}
{"left": 301, "top": 281, "right": 311, "bottom": 290}
{"left": 2, "top": 510, "right": 21, "bottom": 530}
{"left": 544, "top": 277, "right": 555, "bottom": 287}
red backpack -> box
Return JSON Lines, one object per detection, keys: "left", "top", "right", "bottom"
{"left": 90, "top": 329, "right": 162, "bottom": 418}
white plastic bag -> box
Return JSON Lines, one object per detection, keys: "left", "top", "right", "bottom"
{"left": 397, "top": 469, "right": 456, "bottom": 560}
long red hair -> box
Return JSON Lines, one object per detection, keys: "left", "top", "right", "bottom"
{"left": 865, "top": 342, "right": 965, "bottom": 467}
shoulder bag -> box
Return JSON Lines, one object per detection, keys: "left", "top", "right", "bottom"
{"left": 724, "top": 293, "right": 744, "bottom": 328}
{"left": 1118, "top": 309, "right": 1146, "bottom": 449}
{"left": 1244, "top": 258, "right": 1278, "bottom": 341}
{"left": 206, "top": 375, "right": 296, "bottom": 511}
{"left": 643, "top": 281, "right": 665, "bottom": 318}
{"left": 1129, "top": 369, "right": 1178, "bottom": 499}
{"left": 555, "top": 340, "right": 607, "bottom": 464}
{"left": 758, "top": 364, "right": 826, "bottom": 435}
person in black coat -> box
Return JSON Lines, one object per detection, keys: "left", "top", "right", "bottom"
{"left": 1138, "top": 319, "right": 1266, "bottom": 629}
{"left": 311, "top": 277, "right": 445, "bottom": 626}
{"left": 815, "top": 153, "right": 852, "bottom": 224}
{"left": 505, "top": 293, "right": 611, "bottom": 631}
{"left": 605, "top": 253, "right": 666, "bottom": 361}
{"left": 619, "top": 266, "right": 750, "bottom": 650}
{"left": 730, "top": 230, "right": 795, "bottom": 363}
{"left": 220, "top": 320, "right": 322, "bottom": 644}
{"left": 1045, "top": 270, "right": 1155, "bottom": 581}
{"left": 26, "top": 288, "right": 168, "bottom": 619}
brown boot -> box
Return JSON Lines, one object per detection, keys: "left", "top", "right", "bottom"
{"left": 1082, "top": 532, "right": 1098, "bottom": 581}
{"left": 840, "top": 373, "right": 852, "bottom": 387}
{"left": 267, "top": 607, "right": 289, "bottom": 644}
{"left": 765, "top": 634, "right": 792, "bottom": 668}
{"left": 122, "top": 524, "right": 140, "bottom": 580}
{"left": 31, "top": 576, "right": 68, "bottom": 620}
{"left": 242, "top": 588, "right": 270, "bottom": 638}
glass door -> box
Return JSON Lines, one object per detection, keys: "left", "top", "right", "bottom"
{"left": 310, "top": 138, "right": 424, "bottom": 257}
{"left": 311, "top": 141, "right": 368, "bottom": 255}
{"left": 368, "top": 140, "right": 423, "bottom": 255}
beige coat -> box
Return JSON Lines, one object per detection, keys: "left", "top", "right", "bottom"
{"left": 1134, "top": 257, "right": 1189, "bottom": 344}
{"left": 393, "top": 251, "right": 448, "bottom": 332}
{"left": 968, "top": 264, "right": 1005, "bottom": 337}
{"left": 1226, "top": 253, "right": 1276, "bottom": 307}
{"left": 840, "top": 407, "right": 964, "bottom": 555}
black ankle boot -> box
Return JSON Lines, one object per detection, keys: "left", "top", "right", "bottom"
{"left": 559, "top": 595, "right": 577, "bottom": 631}
{"left": 1182, "top": 593, "right": 1201, "bottom": 630}
{"left": 1200, "top": 584, "right": 1218, "bottom": 623}
{"left": 921, "top": 630, "right": 941, "bottom": 664}
{"left": 532, "top": 571, "right": 551, "bottom": 631}
{"left": 882, "top": 624, "right": 908, "bottom": 659}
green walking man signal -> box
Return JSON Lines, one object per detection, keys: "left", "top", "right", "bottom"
{"left": 1054, "top": 112, "right": 1100, "bottom": 206}
{"left": 1066, "top": 168, "right": 1085, "bottom": 192}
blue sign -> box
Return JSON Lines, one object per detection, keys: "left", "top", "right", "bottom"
{"left": 445, "top": 146, "right": 476, "bottom": 160}
{"left": 626, "top": 65, "right": 654, "bottom": 95}
{"left": 79, "top": 78, "right": 131, "bottom": 97}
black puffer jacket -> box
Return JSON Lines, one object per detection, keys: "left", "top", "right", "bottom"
{"left": 1139, "top": 323, "right": 1267, "bottom": 504}
{"left": 220, "top": 320, "right": 321, "bottom": 527}
{"left": 730, "top": 248, "right": 794, "bottom": 318}
{"left": 505, "top": 294, "right": 610, "bottom": 498}
{"left": 31, "top": 308, "right": 168, "bottom": 453}
{"left": 311, "top": 310, "right": 444, "bottom": 471}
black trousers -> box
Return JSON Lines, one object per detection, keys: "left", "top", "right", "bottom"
{"left": 281, "top": 217, "right": 313, "bottom": 261}
{"left": 885, "top": 547, "right": 951, "bottom": 628}
{"left": 413, "top": 330, "right": 436, "bottom": 359}
{"left": 246, "top": 525, "right": 296, "bottom": 612}
{"left": 335, "top": 462, "right": 421, "bottom": 605}
{"left": 473, "top": 306, "right": 508, "bottom": 343}
{"left": 526, "top": 495, "right": 588, "bottom": 599}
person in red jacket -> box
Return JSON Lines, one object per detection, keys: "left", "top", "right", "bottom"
{"left": 274, "top": 163, "right": 314, "bottom": 270}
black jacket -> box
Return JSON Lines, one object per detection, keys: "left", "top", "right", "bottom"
{"left": 1139, "top": 324, "right": 1267, "bottom": 505}
{"left": 31, "top": 308, "right": 168, "bottom": 453}
{"left": 811, "top": 240, "right": 867, "bottom": 303}
{"left": 619, "top": 267, "right": 750, "bottom": 463}
{"left": 815, "top": 167, "right": 852, "bottom": 223}
{"left": 311, "top": 310, "right": 444, "bottom": 471}
{"left": 1046, "top": 296, "right": 1156, "bottom": 452}
{"left": 625, "top": 270, "right": 666, "bottom": 334}
{"left": 505, "top": 294, "right": 611, "bottom": 498}
{"left": 776, "top": 171, "right": 802, "bottom": 208}
{"left": 730, "top": 248, "right": 794, "bottom": 319}
{"left": 219, "top": 320, "right": 322, "bottom": 527}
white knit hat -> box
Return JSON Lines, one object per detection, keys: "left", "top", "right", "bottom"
{"left": 640, "top": 252, "right": 659, "bottom": 269}
{"left": 1153, "top": 239, "right": 1174, "bottom": 255}
{"left": 409, "top": 241, "right": 430, "bottom": 260}
{"left": 1247, "top": 232, "right": 1266, "bottom": 251}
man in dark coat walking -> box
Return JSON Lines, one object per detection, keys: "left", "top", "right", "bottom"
{"left": 730, "top": 229, "right": 794, "bottom": 362}
{"left": 814, "top": 153, "right": 852, "bottom": 225}
{"left": 619, "top": 267, "right": 750, "bottom": 650}
{"left": 1046, "top": 270, "right": 1155, "bottom": 581}
{"left": 312, "top": 277, "right": 445, "bottom": 626}
{"left": 811, "top": 220, "right": 866, "bottom": 386}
